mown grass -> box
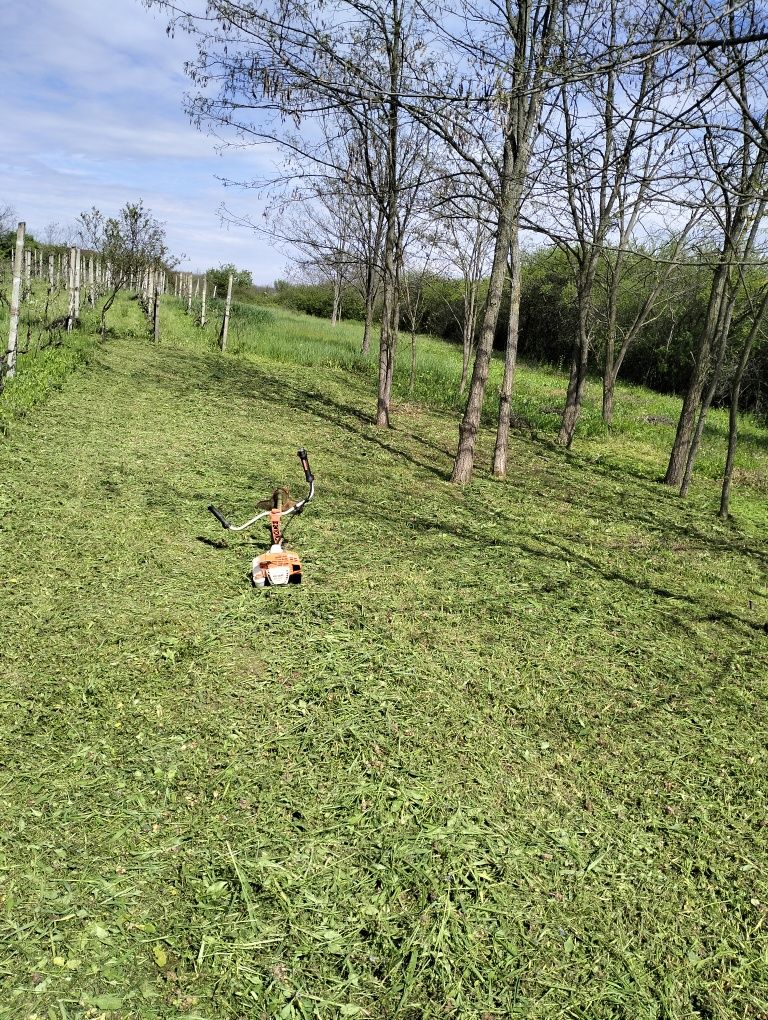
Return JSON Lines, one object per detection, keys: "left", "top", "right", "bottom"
{"left": 1, "top": 293, "right": 767, "bottom": 1018}
{"left": 0, "top": 283, "right": 150, "bottom": 433}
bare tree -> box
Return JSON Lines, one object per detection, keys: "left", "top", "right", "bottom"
{"left": 0, "top": 204, "right": 16, "bottom": 238}
{"left": 664, "top": 30, "right": 768, "bottom": 488}
{"left": 77, "top": 202, "right": 171, "bottom": 339}
{"left": 414, "top": 0, "right": 565, "bottom": 481}
{"left": 146, "top": 0, "right": 431, "bottom": 428}
{"left": 531, "top": 4, "right": 686, "bottom": 446}
{"left": 430, "top": 188, "right": 493, "bottom": 394}
{"left": 719, "top": 282, "right": 768, "bottom": 517}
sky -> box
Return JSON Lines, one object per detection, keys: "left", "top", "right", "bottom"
{"left": 0, "top": 0, "right": 287, "bottom": 282}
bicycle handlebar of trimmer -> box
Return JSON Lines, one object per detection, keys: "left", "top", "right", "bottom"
{"left": 208, "top": 505, "right": 231, "bottom": 529}
{"left": 208, "top": 450, "right": 314, "bottom": 533}
{"left": 297, "top": 448, "right": 314, "bottom": 484}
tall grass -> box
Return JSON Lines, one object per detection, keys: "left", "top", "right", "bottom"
{"left": 159, "top": 295, "right": 768, "bottom": 500}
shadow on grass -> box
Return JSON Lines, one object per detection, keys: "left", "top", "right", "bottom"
{"left": 130, "top": 348, "right": 452, "bottom": 479}
{"left": 129, "top": 344, "right": 768, "bottom": 638}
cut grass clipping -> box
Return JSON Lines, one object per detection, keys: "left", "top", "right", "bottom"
{"left": 0, "top": 293, "right": 767, "bottom": 1018}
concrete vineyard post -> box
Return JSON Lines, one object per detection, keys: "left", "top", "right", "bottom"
{"left": 219, "top": 272, "right": 233, "bottom": 352}
{"left": 153, "top": 283, "right": 160, "bottom": 343}
{"left": 23, "top": 249, "right": 31, "bottom": 300}
{"left": 5, "top": 222, "right": 25, "bottom": 382}
{"left": 48, "top": 255, "right": 54, "bottom": 293}
{"left": 73, "top": 248, "right": 81, "bottom": 322}
{"left": 67, "top": 247, "right": 76, "bottom": 332}
{"left": 186, "top": 274, "right": 192, "bottom": 315}
{"left": 200, "top": 275, "right": 207, "bottom": 328}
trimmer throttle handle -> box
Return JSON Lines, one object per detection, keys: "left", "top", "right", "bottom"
{"left": 208, "top": 505, "right": 231, "bottom": 529}
{"left": 297, "top": 448, "right": 314, "bottom": 483}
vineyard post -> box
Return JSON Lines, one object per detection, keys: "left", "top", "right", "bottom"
{"left": 48, "top": 254, "right": 54, "bottom": 293}
{"left": 153, "top": 282, "right": 160, "bottom": 343}
{"left": 67, "top": 247, "right": 76, "bottom": 332}
{"left": 200, "top": 275, "right": 207, "bottom": 327}
{"left": 23, "top": 249, "right": 31, "bottom": 300}
{"left": 186, "top": 273, "right": 192, "bottom": 314}
{"left": 219, "top": 272, "right": 233, "bottom": 352}
{"left": 73, "top": 248, "right": 81, "bottom": 322}
{"left": 4, "top": 221, "right": 25, "bottom": 382}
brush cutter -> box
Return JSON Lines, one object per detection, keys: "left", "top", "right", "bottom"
{"left": 208, "top": 449, "right": 315, "bottom": 587}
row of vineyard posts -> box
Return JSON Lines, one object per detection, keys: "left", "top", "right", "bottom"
{"left": 2, "top": 220, "right": 235, "bottom": 387}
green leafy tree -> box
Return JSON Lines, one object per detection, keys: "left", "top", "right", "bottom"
{"left": 206, "top": 264, "right": 253, "bottom": 302}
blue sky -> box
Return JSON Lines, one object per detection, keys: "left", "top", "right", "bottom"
{"left": 1, "top": 0, "right": 286, "bottom": 282}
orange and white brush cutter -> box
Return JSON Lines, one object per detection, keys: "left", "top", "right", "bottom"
{"left": 208, "top": 449, "right": 315, "bottom": 587}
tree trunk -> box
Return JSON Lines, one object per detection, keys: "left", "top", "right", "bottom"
{"left": 451, "top": 170, "right": 516, "bottom": 484}
{"left": 361, "top": 262, "right": 376, "bottom": 355}
{"left": 331, "top": 271, "right": 342, "bottom": 326}
{"left": 219, "top": 272, "right": 233, "bottom": 351}
{"left": 459, "top": 337, "right": 472, "bottom": 396}
{"left": 679, "top": 297, "right": 735, "bottom": 497}
{"left": 377, "top": 221, "right": 398, "bottom": 427}
{"left": 602, "top": 369, "right": 617, "bottom": 424}
{"left": 664, "top": 260, "right": 729, "bottom": 485}
{"left": 375, "top": 4, "right": 402, "bottom": 428}
{"left": 719, "top": 295, "right": 768, "bottom": 517}
{"left": 558, "top": 303, "right": 590, "bottom": 447}
{"left": 4, "top": 222, "right": 25, "bottom": 384}
{"left": 492, "top": 232, "right": 522, "bottom": 477}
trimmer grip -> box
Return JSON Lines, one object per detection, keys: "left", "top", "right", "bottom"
{"left": 297, "top": 448, "right": 314, "bottom": 483}
{"left": 208, "top": 504, "right": 231, "bottom": 529}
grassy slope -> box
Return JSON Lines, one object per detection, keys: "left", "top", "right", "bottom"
{"left": 0, "top": 297, "right": 767, "bottom": 1019}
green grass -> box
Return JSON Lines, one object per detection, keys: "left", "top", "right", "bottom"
{"left": 1, "top": 294, "right": 767, "bottom": 1018}
{"left": 0, "top": 283, "right": 150, "bottom": 433}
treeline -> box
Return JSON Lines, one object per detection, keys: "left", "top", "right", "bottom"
{"left": 273, "top": 245, "right": 768, "bottom": 419}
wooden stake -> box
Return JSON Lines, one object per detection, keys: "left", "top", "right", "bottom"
{"left": 5, "top": 222, "right": 25, "bottom": 381}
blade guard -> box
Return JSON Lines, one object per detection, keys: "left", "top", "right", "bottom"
{"left": 252, "top": 549, "right": 303, "bottom": 587}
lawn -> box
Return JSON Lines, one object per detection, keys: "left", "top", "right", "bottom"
{"left": 0, "top": 294, "right": 767, "bottom": 1018}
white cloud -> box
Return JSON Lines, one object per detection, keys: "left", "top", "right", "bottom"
{"left": 0, "top": 0, "right": 290, "bottom": 281}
